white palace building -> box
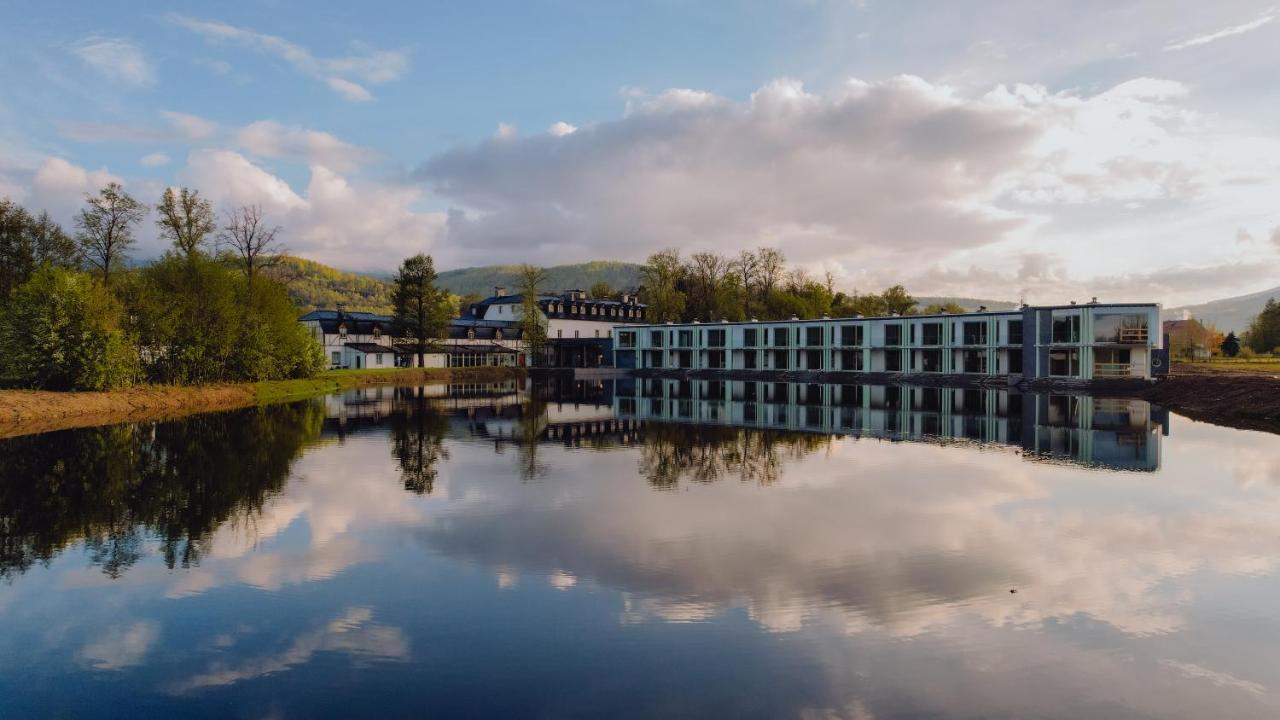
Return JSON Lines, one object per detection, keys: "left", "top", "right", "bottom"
{"left": 613, "top": 301, "right": 1168, "bottom": 382}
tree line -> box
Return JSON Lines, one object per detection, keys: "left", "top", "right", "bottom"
{"left": 635, "top": 247, "right": 952, "bottom": 324}
{"left": 0, "top": 186, "right": 322, "bottom": 390}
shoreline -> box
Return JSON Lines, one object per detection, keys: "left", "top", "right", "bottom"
{"left": 0, "top": 366, "right": 525, "bottom": 440}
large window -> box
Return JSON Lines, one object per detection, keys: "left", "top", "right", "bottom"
{"left": 649, "top": 330, "right": 664, "bottom": 347}
{"left": 841, "top": 325, "right": 863, "bottom": 346}
{"left": 804, "top": 349, "right": 823, "bottom": 369}
{"left": 1008, "top": 320, "right": 1023, "bottom": 345}
{"left": 805, "top": 326, "right": 824, "bottom": 346}
{"left": 921, "top": 322, "right": 943, "bottom": 346}
{"left": 1049, "top": 348, "right": 1081, "bottom": 376}
{"left": 884, "top": 324, "right": 902, "bottom": 347}
{"left": 707, "top": 328, "right": 726, "bottom": 347}
{"left": 772, "top": 328, "right": 790, "bottom": 347}
{"left": 1052, "top": 314, "right": 1081, "bottom": 344}
{"left": 841, "top": 350, "right": 863, "bottom": 371}
{"left": 744, "top": 328, "right": 759, "bottom": 346}
{"left": 962, "top": 321, "right": 987, "bottom": 345}
{"left": 962, "top": 350, "right": 987, "bottom": 374}
{"left": 1094, "top": 313, "right": 1149, "bottom": 344}
{"left": 884, "top": 349, "right": 902, "bottom": 371}
{"left": 677, "top": 330, "right": 693, "bottom": 347}
{"left": 617, "top": 331, "right": 636, "bottom": 348}
{"left": 919, "top": 349, "right": 943, "bottom": 372}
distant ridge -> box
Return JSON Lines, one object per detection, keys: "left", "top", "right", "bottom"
{"left": 436, "top": 261, "right": 643, "bottom": 297}
{"left": 1165, "top": 285, "right": 1280, "bottom": 333}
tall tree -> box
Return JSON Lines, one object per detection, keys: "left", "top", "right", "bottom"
{"left": 29, "top": 211, "right": 78, "bottom": 268}
{"left": 756, "top": 247, "right": 785, "bottom": 299}
{"left": 156, "top": 187, "right": 215, "bottom": 257}
{"left": 75, "top": 182, "right": 146, "bottom": 285}
{"left": 1243, "top": 298, "right": 1280, "bottom": 354}
{"left": 639, "top": 249, "right": 686, "bottom": 322}
{"left": 1220, "top": 331, "right": 1241, "bottom": 358}
{"left": 880, "top": 285, "right": 917, "bottom": 316}
{"left": 516, "top": 264, "right": 549, "bottom": 367}
{"left": 588, "top": 281, "right": 616, "bottom": 300}
{"left": 391, "top": 254, "right": 449, "bottom": 368}
{"left": 0, "top": 199, "right": 35, "bottom": 302}
{"left": 218, "top": 205, "right": 282, "bottom": 288}
{"left": 687, "top": 252, "right": 729, "bottom": 321}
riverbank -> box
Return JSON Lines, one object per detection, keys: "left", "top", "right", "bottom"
{"left": 1138, "top": 363, "right": 1280, "bottom": 434}
{"left": 0, "top": 366, "right": 525, "bottom": 439}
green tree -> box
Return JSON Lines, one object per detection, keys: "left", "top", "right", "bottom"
{"left": 156, "top": 187, "right": 216, "bottom": 257}
{"left": 0, "top": 199, "right": 35, "bottom": 302}
{"left": 589, "top": 281, "right": 616, "bottom": 300}
{"left": 921, "top": 302, "right": 967, "bottom": 314}
{"left": 517, "top": 264, "right": 549, "bottom": 366}
{"left": 639, "top": 249, "right": 686, "bottom": 322}
{"left": 880, "top": 285, "right": 917, "bottom": 316}
{"left": 218, "top": 204, "right": 282, "bottom": 290}
{"left": 76, "top": 182, "right": 147, "bottom": 286}
{"left": 29, "top": 210, "right": 79, "bottom": 268}
{"left": 1220, "top": 331, "right": 1241, "bottom": 358}
{"left": 392, "top": 254, "right": 450, "bottom": 367}
{"left": 1243, "top": 298, "right": 1280, "bottom": 354}
{"left": 0, "top": 266, "right": 137, "bottom": 390}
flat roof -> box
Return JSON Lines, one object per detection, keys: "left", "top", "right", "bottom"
{"left": 614, "top": 303, "right": 1161, "bottom": 329}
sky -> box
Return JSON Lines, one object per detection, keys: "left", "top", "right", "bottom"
{"left": 1, "top": 0, "right": 1278, "bottom": 305}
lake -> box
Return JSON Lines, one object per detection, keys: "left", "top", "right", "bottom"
{"left": 2, "top": 378, "right": 1279, "bottom": 719}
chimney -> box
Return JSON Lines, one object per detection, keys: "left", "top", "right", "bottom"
{"left": 494, "top": 286, "right": 506, "bottom": 297}
{"left": 978, "top": 305, "right": 987, "bottom": 312}
{"left": 1090, "top": 296, "right": 1098, "bottom": 304}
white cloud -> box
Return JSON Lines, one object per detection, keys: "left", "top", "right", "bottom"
{"left": 140, "top": 152, "right": 170, "bottom": 167}
{"left": 548, "top": 121, "right": 578, "bottom": 137}
{"left": 72, "top": 37, "right": 155, "bottom": 86}
{"left": 78, "top": 621, "right": 160, "bottom": 670}
{"left": 61, "top": 110, "right": 217, "bottom": 143}
{"left": 160, "top": 110, "right": 218, "bottom": 140}
{"left": 414, "top": 75, "right": 1280, "bottom": 302}
{"left": 325, "top": 77, "right": 372, "bottom": 102}
{"left": 180, "top": 150, "right": 445, "bottom": 271}
{"left": 234, "top": 120, "right": 376, "bottom": 172}
{"left": 1165, "top": 11, "right": 1276, "bottom": 51}
{"left": 493, "top": 123, "right": 517, "bottom": 140}
{"left": 169, "top": 15, "right": 408, "bottom": 101}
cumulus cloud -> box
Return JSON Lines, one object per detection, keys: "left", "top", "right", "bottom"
{"left": 180, "top": 149, "right": 445, "bottom": 270}
{"left": 548, "top": 121, "right": 578, "bottom": 137}
{"left": 72, "top": 37, "right": 154, "bottom": 86}
{"left": 169, "top": 15, "right": 408, "bottom": 102}
{"left": 234, "top": 120, "right": 376, "bottom": 172}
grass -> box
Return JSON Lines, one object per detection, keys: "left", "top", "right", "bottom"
{"left": 253, "top": 366, "right": 524, "bottom": 404}
{"left": 1175, "top": 357, "right": 1280, "bottom": 374}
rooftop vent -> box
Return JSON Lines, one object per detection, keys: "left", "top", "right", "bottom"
{"left": 978, "top": 305, "right": 987, "bottom": 312}
{"left": 720, "top": 319, "right": 729, "bottom": 323}
{"left": 821, "top": 314, "right": 830, "bottom": 319}
{"left": 790, "top": 315, "right": 800, "bottom": 320}
{"left": 1070, "top": 300, "right": 1077, "bottom": 305}
{"left": 1090, "top": 296, "right": 1099, "bottom": 304}
{"left": 750, "top": 317, "right": 759, "bottom": 322}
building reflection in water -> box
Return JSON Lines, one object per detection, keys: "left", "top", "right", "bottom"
{"left": 317, "top": 376, "right": 1166, "bottom": 472}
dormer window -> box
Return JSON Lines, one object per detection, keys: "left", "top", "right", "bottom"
{"left": 494, "top": 329, "right": 503, "bottom": 340}
{"left": 339, "top": 324, "right": 348, "bottom": 338}
{"left": 467, "top": 328, "right": 476, "bottom": 340}
{"left": 373, "top": 326, "right": 381, "bottom": 338}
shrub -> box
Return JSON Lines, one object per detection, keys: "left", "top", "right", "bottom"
{"left": 0, "top": 267, "right": 137, "bottom": 390}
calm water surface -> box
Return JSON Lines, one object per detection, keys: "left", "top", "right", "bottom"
{"left": 2, "top": 379, "right": 1280, "bottom": 719}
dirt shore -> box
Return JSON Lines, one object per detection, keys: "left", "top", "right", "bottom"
{"left": 1138, "top": 364, "right": 1280, "bottom": 434}
{"left": 0, "top": 366, "right": 525, "bottom": 440}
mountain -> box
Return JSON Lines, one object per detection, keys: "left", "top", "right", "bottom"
{"left": 1165, "top": 285, "right": 1280, "bottom": 333}
{"left": 437, "top": 261, "right": 644, "bottom": 298}
{"left": 276, "top": 256, "right": 394, "bottom": 314}
{"left": 914, "top": 296, "right": 1019, "bottom": 312}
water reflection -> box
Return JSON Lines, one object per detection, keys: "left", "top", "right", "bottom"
{"left": 1, "top": 380, "right": 1279, "bottom": 719}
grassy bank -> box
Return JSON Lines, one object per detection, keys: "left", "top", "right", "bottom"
{"left": 0, "top": 366, "right": 525, "bottom": 440}
{"left": 1174, "top": 357, "right": 1280, "bottom": 374}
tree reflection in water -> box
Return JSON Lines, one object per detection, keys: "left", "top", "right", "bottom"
{"left": 639, "top": 423, "right": 832, "bottom": 489}
{"left": 389, "top": 387, "right": 450, "bottom": 495}
{"left": 0, "top": 401, "right": 324, "bottom": 580}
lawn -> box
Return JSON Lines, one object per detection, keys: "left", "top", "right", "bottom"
{"left": 1175, "top": 357, "right": 1280, "bottom": 375}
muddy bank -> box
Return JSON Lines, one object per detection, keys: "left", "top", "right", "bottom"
{"left": 1138, "top": 365, "right": 1280, "bottom": 434}
{"left": 0, "top": 366, "right": 525, "bottom": 440}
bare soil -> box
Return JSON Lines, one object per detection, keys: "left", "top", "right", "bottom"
{"left": 1139, "top": 363, "right": 1280, "bottom": 434}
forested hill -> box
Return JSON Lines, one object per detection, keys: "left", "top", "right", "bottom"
{"left": 276, "top": 257, "right": 394, "bottom": 314}
{"left": 437, "top": 261, "right": 643, "bottom": 297}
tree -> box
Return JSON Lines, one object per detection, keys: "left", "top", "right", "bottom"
{"left": 756, "top": 247, "right": 785, "bottom": 298}
{"left": 391, "top": 254, "right": 450, "bottom": 368}
{"left": 589, "top": 281, "right": 616, "bottom": 300}
{"left": 156, "top": 187, "right": 216, "bottom": 257}
{"left": 516, "top": 264, "right": 549, "bottom": 366}
{"left": 0, "top": 267, "right": 137, "bottom": 390}
{"left": 921, "top": 302, "right": 967, "bottom": 315}
{"left": 218, "top": 205, "right": 282, "bottom": 288}
{"left": 880, "top": 285, "right": 917, "bottom": 316}
{"left": 0, "top": 199, "right": 35, "bottom": 302}
{"left": 687, "top": 252, "right": 730, "bottom": 321}
{"left": 29, "top": 211, "right": 78, "bottom": 268}
{"left": 1243, "top": 298, "right": 1280, "bottom": 354}
{"left": 76, "top": 182, "right": 146, "bottom": 285}
{"left": 1221, "top": 331, "right": 1241, "bottom": 358}
{"left": 390, "top": 388, "right": 450, "bottom": 495}
{"left": 639, "top": 249, "right": 686, "bottom": 322}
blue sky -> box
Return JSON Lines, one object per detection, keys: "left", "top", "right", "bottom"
{"left": 2, "top": 1, "right": 1279, "bottom": 304}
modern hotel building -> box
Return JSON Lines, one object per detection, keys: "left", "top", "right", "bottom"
{"left": 614, "top": 302, "right": 1166, "bottom": 381}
